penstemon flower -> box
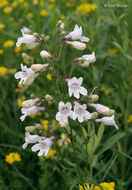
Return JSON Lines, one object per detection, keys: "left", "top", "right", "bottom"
{"left": 31, "top": 64, "right": 49, "bottom": 72}
{"left": 20, "top": 106, "right": 45, "bottom": 121}
{"left": 22, "top": 98, "right": 41, "bottom": 108}
{"left": 16, "top": 29, "right": 36, "bottom": 47}
{"left": 31, "top": 136, "right": 55, "bottom": 156}
{"left": 64, "top": 24, "right": 89, "bottom": 42}
{"left": 40, "top": 50, "right": 52, "bottom": 59}
{"left": 88, "top": 103, "right": 115, "bottom": 116}
{"left": 75, "top": 51, "right": 96, "bottom": 67}
{"left": 96, "top": 115, "right": 118, "bottom": 129}
{"left": 65, "top": 41, "right": 86, "bottom": 50}
{"left": 22, "top": 132, "right": 40, "bottom": 149}
{"left": 68, "top": 77, "right": 87, "bottom": 99}
{"left": 73, "top": 102, "right": 91, "bottom": 122}
{"left": 22, "top": 26, "right": 32, "bottom": 34}
{"left": 14, "top": 63, "right": 35, "bottom": 85}
{"left": 56, "top": 102, "right": 75, "bottom": 123}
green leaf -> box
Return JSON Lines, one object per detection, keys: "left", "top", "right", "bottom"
{"left": 98, "top": 132, "right": 125, "bottom": 155}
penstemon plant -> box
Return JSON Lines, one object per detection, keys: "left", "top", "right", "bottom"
{"left": 14, "top": 21, "right": 119, "bottom": 190}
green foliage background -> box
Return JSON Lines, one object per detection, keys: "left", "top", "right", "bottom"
{"left": 0, "top": 0, "right": 132, "bottom": 189}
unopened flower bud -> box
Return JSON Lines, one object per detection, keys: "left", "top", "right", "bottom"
{"left": 91, "top": 112, "right": 98, "bottom": 119}
{"left": 33, "top": 32, "right": 39, "bottom": 38}
{"left": 59, "top": 122, "right": 69, "bottom": 127}
{"left": 25, "top": 125, "right": 43, "bottom": 132}
{"left": 60, "top": 23, "right": 65, "bottom": 30}
{"left": 31, "top": 64, "right": 49, "bottom": 72}
{"left": 57, "top": 20, "right": 63, "bottom": 25}
{"left": 45, "top": 94, "right": 54, "bottom": 104}
{"left": 22, "top": 98, "right": 40, "bottom": 108}
{"left": 22, "top": 53, "right": 31, "bottom": 62}
{"left": 89, "top": 95, "right": 99, "bottom": 102}
{"left": 61, "top": 31, "right": 66, "bottom": 35}
{"left": 106, "top": 109, "right": 115, "bottom": 116}
{"left": 79, "top": 61, "right": 90, "bottom": 67}
{"left": 40, "top": 50, "right": 52, "bottom": 59}
{"left": 65, "top": 41, "right": 86, "bottom": 50}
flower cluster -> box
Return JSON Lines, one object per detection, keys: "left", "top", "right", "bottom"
{"left": 5, "top": 152, "right": 21, "bottom": 164}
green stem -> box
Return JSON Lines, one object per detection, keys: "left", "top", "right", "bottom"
{"left": 69, "top": 126, "right": 83, "bottom": 184}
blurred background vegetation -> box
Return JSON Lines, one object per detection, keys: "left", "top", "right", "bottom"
{"left": 0, "top": 0, "right": 132, "bottom": 189}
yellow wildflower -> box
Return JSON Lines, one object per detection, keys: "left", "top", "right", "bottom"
{"left": 77, "top": 3, "right": 97, "bottom": 16}
{"left": 104, "top": 89, "right": 110, "bottom": 96}
{"left": 48, "top": 4, "right": 54, "bottom": 10}
{"left": 18, "top": 0, "right": 24, "bottom": 3}
{"left": 30, "top": 111, "right": 42, "bottom": 119}
{"left": 108, "top": 48, "right": 118, "bottom": 54}
{"left": 27, "top": 12, "right": 33, "bottom": 18}
{"left": 0, "top": 24, "right": 5, "bottom": 30}
{"left": 46, "top": 73, "right": 52, "bottom": 80}
{"left": 11, "top": 1, "right": 18, "bottom": 8}
{"left": 0, "top": 49, "right": 4, "bottom": 54}
{"left": 94, "top": 182, "right": 115, "bottom": 190}
{"left": 49, "top": 0, "right": 55, "bottom": 3}
{"left": 24, "top": 2, "right": 28, "bottom": 8}
{"left": 127, "top": 115, "right": 132, "bottom": 123}
{"left": 79, "top": 183, "right": 90, "bottom": 190}
{"left": 33, "top": 0, "right": 38, "bottom": 5}
{"left": 3, "top": 7, "right": 12, "bottom": 13}
{"left": 0, "top": 0, "right": 8, "bottom": 8}
{"left": 45, "top": 149, "right": 56, "bottom": 159}
{"left": 17, "top": 96, "right": 25, "bottom": 108}
{"left": 0, "top": 66, "right": 8, "bottom": 76}
{"left": 41, "top": 120, "right": 49, "bottom": 130}
{"left": 14, "top": 46, "right": 22, "bottom": 53}
{"left": 40, "top": 9, "right": 48, "bottom": 16}
{"left": 61, "top": 15, "right": 65, "bottom": 20}
{"left": 3, "top": 40, "right": 14, "bottom": 48}
{"left": 5, "top": 152, "right": 21, "bottom": 164}
{"left": 40, "top": 0, "right": 44, "bottom": 7}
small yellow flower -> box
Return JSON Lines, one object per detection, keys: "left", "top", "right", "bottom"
{"left": 61, "top": 15, "right": 65, "bottom": 20}
{"left": 40, "top": 0, "right": 44, "bottom": 7}
{"left": 48, "top": 4, "right": 54, "bottom": 10}
{"left": 33, "top": 0, "right": 38, "bottom": 5}
{"left": 0, "top": 49, "right": 4, "bottom": 54}
{"left": 0, "top": 66, "right": 8, "bottom": 76}
{"left": 0, "top": 0, "right": 8, "bottom": 8}
{"left": 24, "top": 2, "right": 28, "bottom": 8}
{"left": 5, "top": 152, "right": 21, "bottom": 164}
{"left": 0, "top": 24, "right": 5, "bottom": 30}
{"left": 94, "top": 182, "right": 115, "bottom": 190}
{"left": 41, "top": 120, "right": 49, "bottom": 130}
{"left": 40, "top": 9, "right": 48, "bottom": 17}
{"left": 11, "top": 1, "right": 18, "bottom": 8}
{"left": 79, "top": 183, "right": 90, "bottom": 190}
{"left": 30, "top": 111, "right": 42, "bottom": 119}
{"left": 49, "top": 0, "right": 55, "bottom": 3}
{"left": 108, "top": 48, "right": 118, "bottom": 54}
{"left": 104, "top": 89, "right": 110, "bottom": 96}
{"left": 77, "top": 3, "right": 97, "bottom": 16}
{"left": 46, "top": 73, "right": 52, "bottom": 80}
{"left": 27, "top": 12, "right": 33, "bottom": 18}
{"left": 3, "top": 7, "right": 12, "bottom": 13}
{"left": 14, "top": 46, "right": 22, "bottom": 53}
{"left": 127, "top": 115, "right": 132, "bottom": 123}
{"left": 45, "top": 149, "right": 56, "bottom": 159}
{"left": 17, "top": 96, "right": 25, "bottom": 108}
{"left": 3, "top": 40, "right": 14, "bottom": 48}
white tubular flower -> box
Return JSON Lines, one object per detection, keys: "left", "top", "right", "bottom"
{"left": 22, "top": 98, "right": 40, "bottom": 108}
{"left": 76, "top": 52, "right": 96, "bottom": 67}
{"left": 24, "top": 73, "right": 39, "bottom": 86}
{"left": 40, "top": 50, "right": 52, "bottom": 59}
{"left": 14, "top": 63, "right": 35, "bottom": 85}
{"left": 96, "top": 115, "right": 118, "bottom": 129}
{"left": 22, "top": 132, "right": 40, "bottom": 149}
{"left": 31, "top": 64, "right": 49, "bottom": 72}
{"left": 88, "top": 103, "right": 111, "bottom": 115}
{"left": 56, "top": 102, "right": 75, "bottom": 123}
{"left": 31, "top": 136, "right": 55, "bottom": 156}
{"left": 65, "top": 41, "right": 86, "bottom": 50}
{"left": 16, "top": 29, "right": 36, "bottom": 47}
{"left": 68, "top": 77, "right": 87, "bottom": 99}
{"left": 73, "top": 103, "right": 91, "bottom": 123}
{"left": 20, "top": 106, "right": 45, "bottom": 121}
{"left": 64, "top": 24, "right": 89, "bottom": 42}
{"left": 22, "top": 27, "right": 32, "bottom": 34}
